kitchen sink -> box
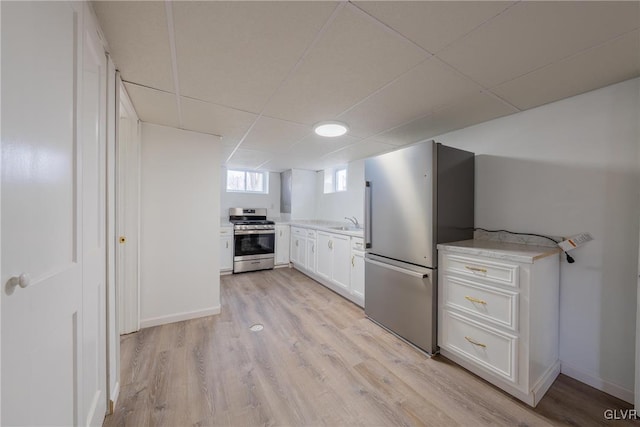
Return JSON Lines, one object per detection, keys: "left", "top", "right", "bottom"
{"left": 330, "top": 226, "right": 360, "bottom": 231}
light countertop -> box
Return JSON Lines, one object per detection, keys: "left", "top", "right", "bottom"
{"left": 437, "top": 239, "right": 560, "bottom": 264}
{"left": 287, "top": 221, "right": 364, "bottom": 238}
{"left": 220, "top": 218, "right": 364, "bottom": 238}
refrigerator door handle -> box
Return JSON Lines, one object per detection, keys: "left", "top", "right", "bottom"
{"left": 365, "top": 181, "right": 372, "bottom": 248}
{"left": 365, "top": 257, "right": 429, "bottom": 279}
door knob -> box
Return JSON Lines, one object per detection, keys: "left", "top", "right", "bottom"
{"left": 6, "top": 273, "right": 31, "bottom": 295}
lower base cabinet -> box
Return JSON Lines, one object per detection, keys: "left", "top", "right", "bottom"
{"left": 275, "top": 225, "right": 290, "bottom": 266}
{"left": 220, "top": 226, "right": 233, "bottom": 273}
{"left": 331, "top": 234, "right": 350, "bottom": 290}
{"left": 351, "top": 248, "right": 364, "bottom": 301}
{"left": 437, "top": 241, "right": 560, "bottom": 407}
{"left": 290, "top": 227, "right": 306, "bottom": 268}
{"left": 291, "top": 226, "right": 364, "bottom": 307}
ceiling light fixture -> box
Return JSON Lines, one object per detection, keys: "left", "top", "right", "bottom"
{"left": 313, "top": 121, "right": 349, "bottom": 137}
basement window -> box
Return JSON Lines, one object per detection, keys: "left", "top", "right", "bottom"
{"left": 323, "top": 165, "right": 348, "bottom": 194}
{"left": 226, "top": 169, "right": 269, "bottom": 194}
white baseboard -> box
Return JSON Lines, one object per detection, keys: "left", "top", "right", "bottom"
{"left": 109, "top": 381, "right": 120, "bottom": 414}
{"left": 86, "top": 389, "right": 103, "bottom": 427}
{"left": 532, "top": 361, "right": 561, "bottom": 406}
{"left": 274, "top": 264, "right": 290, "bottom": 269}
{"left": 561, "top": 361, "right": 634, "bottom": 404}
{"left": 140, "top": 305, "right": 221, "bottom": 329}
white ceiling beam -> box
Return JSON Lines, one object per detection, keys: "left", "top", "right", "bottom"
{"left": 165, "top": 0, "right": 184, "bottom": 128}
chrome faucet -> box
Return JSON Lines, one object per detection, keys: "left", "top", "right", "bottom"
{"left": 345, "top": 216, "right": 359, "bottom": 228}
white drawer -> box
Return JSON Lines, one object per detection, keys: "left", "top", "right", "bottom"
{"left": 351, "top": 237, "right": 365, "bottom": 251}
{"left": 292, "top": 227, "right": 304, "bottom": 236}
{"left": 442, "top": 275, "right": 518, "bottom": 331}
{"left": 442, "top": 254, "right": 519, "bottom": 288}
{"left": 307, "top": 230, "right": 316, "bottom": 239}
{"left": 220, "top": 227, "right": 233, "bottom": 236}
{"left": 441, "top": 310, "right": 517, "bottom": 383}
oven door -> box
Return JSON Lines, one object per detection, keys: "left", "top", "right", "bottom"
{"left": 234, "top": 229, "right": 275, "bottom": 260}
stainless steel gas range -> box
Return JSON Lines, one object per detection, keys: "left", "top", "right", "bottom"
{"left": 228, "top": 208, "right": 275, "bottom": 273}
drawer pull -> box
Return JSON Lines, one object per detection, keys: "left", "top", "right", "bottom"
{"left": 465, "top": 266, "right": 487, "bottom": 273}
{"left": 351, "top": 255, "right": 355, "bottom": 267}
{"left": 465, "top": 336, "right": 487, "bottom": 348}
{"left": 465, "top": 296, "right": 487, "bottom": 305}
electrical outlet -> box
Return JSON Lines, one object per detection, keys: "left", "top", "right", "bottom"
{"left": 558, "top": 232, "right": 593, "bottom": 252}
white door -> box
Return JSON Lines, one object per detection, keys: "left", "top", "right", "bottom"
{"left": 81, "top": 7, "right": 108, "bottom": 425}
{"left": 2, "top": 2, "right": 84, "bottom": 425}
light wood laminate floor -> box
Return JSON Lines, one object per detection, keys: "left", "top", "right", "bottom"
{"left": 104, "top": 268, "right": 635, "bottom": 426}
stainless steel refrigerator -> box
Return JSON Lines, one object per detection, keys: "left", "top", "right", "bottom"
{"left": 364, "top": 140, "right": 474, "bottom": 354}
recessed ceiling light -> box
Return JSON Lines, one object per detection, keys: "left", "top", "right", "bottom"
{"left": 313, "top": 121, "right": 349, "bottom": 137}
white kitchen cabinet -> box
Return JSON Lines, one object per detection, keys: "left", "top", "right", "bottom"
{"left": 316, "top": 231, "right": 332, "bottom": 281}
{"left": 306, "top": 229, "right": 317, "bottom": 273}
{"left": 220, "top": 226, "right": 233, "bottom": 273}
{"left": 331, "top": 234, "right": 350, "bottom": 290}
{"left": 315, "top": 231, "right": 349, "bottom": 290}
{"left": 275, "top": 225, "right": 290, "bottom": 266}
{"left": 289, "top": 224, "right": 365, "bottom": 307}
{"left": 351, "top": 238, "right": 365, "bottom": 302}
{"left": 437, "top": 240, "right": 560, "bottom": 407}
{"left": 290, "top": 226, "right": 306, "bottom": 269}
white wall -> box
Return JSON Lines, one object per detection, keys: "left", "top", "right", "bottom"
{"left": 315, "top": 159, "right": 365, "bottom": 224}
{"left": 437, "top": 78, "right": 640, "bottom": 403}
{"left": 140, "top": 123, "right": 221, "bottom": 327}
{"left": 291, "top": 169, "right": 316, "bottom": 219}
{"left": 220, "top": 167, "right": 281, "bottom": 219}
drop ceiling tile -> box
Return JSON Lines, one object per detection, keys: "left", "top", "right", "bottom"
{"left": 123, "top": 83, "right": 179, "bottom": 128}
{"left": 437, "top": 1, "right": 640, "bottom": 88}
{"left": 259, "top": 156, "right": 317, "bottom": 172}
{"left": 492, "top": 30, "right": 640, "bottom": 111}
{"left": 375, "top": 92, "right": 518, "bottom": 145}
{"left": 242, "top": 116, "right": 311, "bottom": 153}
{"left": 264, "top": 3, "right": 427, "bottom": 125}
{"left": 339, "top": 57, "right": 484, "bottom": 138}
{"left": 226, "top": 149, "right": 273, "bottom": 170}
{"left": 288, "top": 134, "right": 362, "bottom": 160}
{"left": 354, "top": 1, "right": 515, "bottom": 54}
{"left": 93, "top": 1, "right": 174, "bottom": 92}
{"left": 322, "top": 140, "right": 396, "bottom": 165}
{"left": 180, "top": 97, "right": 257, "bottom": 147}
{"left": 172, "top": 1, "right": 338, "bottom": 113}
